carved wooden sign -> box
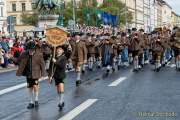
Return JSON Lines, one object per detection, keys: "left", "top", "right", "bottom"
{"left": 46, "top": 27, "right": 68, "bottom": 47}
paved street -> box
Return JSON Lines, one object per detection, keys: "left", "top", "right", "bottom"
{"left": 0, "top": 63, "right": 179, "bottom": 120}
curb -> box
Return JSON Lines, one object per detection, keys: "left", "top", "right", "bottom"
{"left": 0, "top": 67, "right": 18, "bottom": 74}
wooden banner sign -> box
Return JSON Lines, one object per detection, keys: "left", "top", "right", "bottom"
{"left": 46, "top": 27, "right": 68, "bottom": 47}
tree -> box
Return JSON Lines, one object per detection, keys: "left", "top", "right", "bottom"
{"left": 32, "top": 0, "right": 133, "bottom": 27}
{"left": 99, "top": 0, "right": 133, "bottom": 26}
{"left": 75, "top": 0, "right": 133, "bottom": 26}
{"left": 21, "top": 12, "right": 39, "bottom": 26}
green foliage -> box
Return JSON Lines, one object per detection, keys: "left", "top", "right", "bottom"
{"left": 21, "top": 12, "right": 39, "bottom": 26}
{"left": 99, "top": 0, "right": 133, "bottom": 25}
{"left": 33, "top": 0, "right": 133, "bottom": 27}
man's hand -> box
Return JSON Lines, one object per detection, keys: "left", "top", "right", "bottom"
{"left": 7, "top": 54, "right": 13, "bottom": 59}
{"left": 52, "top": 58, "right": 56, "bottom": 63}
{"left": 68, "top": 45, "right": 72, "bottom": 50}
{"left": 84, "top": 59, "right": 87, "bottom": 63}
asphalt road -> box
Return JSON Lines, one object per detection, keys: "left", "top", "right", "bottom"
{"left": 0, "top": 63, "right": 179, "bottom": 120}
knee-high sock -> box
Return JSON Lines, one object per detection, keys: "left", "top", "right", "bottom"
{"left": 133, "top": 58, "right": 136, "bottom": 69}
{"left": 34, "top": 91, "right": 39, "bottom": 102}
{"left": 142, "top": 54, "right": 145, "bottom": 65}
{"left": 82, "top": 64, "right": 86, "bottom": 71}
{"left": 76, "top": 72, "right": 81, "bottom": 81}
{"left": 89, "top": 57, "right": 93, "bottom": 69}
{"left": 129, "top": 54, "right": 132, "bottom": 63}
{"left": 98, "top": 57, "right": 102, "bottom": 66}
{"left": 134, "top": 56, "right": 139, "bottom": 69}
{"left": 177, "top": 60, "right": 180, "bottom": 68}
{"left": 58, "top": 92, "right": 64, "bottom": 104}
{"left": 118, "top": 54, "right": 122, "bottom": 66}
{"left": 155, "top": 61, "right": 158, "bottom": 69}
{"left": 112, "top": 58, "right": 116, "bottom": 69}
{"left": 88, "top": 58, "right": 91, "bottom": 69}
{"left": 133, "top": 57, "right": 137, "bottom": 69}
{"left": 107, "top": 65, "right": 111, "bottom": 71}
{"left": 149, "top": 52, "right": 152, "bottom": 61}
{"left": 28, "top": 89, "right": 34, "bottom": 104}
{"left": 156, "top": 59, "right": 161, "bottom": 68}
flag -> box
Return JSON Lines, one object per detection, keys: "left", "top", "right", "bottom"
{"left": 111, "top": 15, "right": 117, "bottom": 27}
{"left": 102, "top": 12, "right": 109, "bottom": 25}
{"left": 83, "top": 8, "right": 92, "bottom": 26}
{"left": 96, "top": 9, "right": 103, "bottom": 20}
{"left": 95, "top": 9, "right": 103, "bottom": 27}
{"left": 56, "top": 15, "right": 64, "bottom": 27}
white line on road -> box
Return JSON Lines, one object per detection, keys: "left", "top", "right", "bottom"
{"left": 108, "top": 77, "right": 127, "bottom": 87}
{"left": 2, "top": 109, "right": 28, "bottom": 120}
{"left": 0, "top": 69, "right": 75, "bottom": 96}
{"left": 58, "top": 99, "right": 98, "bottom": 120}
{"left": 0, "top": 68, "right": 18, "bottom": 73}
{"left": 0, "top": 77, "right": 48, "bottom": 96}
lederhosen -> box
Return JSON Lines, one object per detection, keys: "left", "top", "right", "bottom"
{"left": 23, "top": 55, "right": 38, "bottom": 88}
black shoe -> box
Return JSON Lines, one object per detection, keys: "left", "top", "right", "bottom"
{"left": 162, "top": 64, "right": 166, "bottom": 67}
{"left": 82, "top": 70, "right": 85, "bottom": 74}
{"left": 118, "top": 65, "right": 120, "bottom": 70}
{"left": 58, "top": 102, "right": 65, "bottom": 110}
{"left": 27, "top": 103, "right": 34, "bottom": 109}
{"left": 141, "top": 64, "right": 144, "bottom": 68}
{"left": 76, "top": 80, "right": 81, "bottom": 86}
{"left": 106, "top": 69, "right": 110, "bottom": 73}
{"left": 89, "top": 68, "right": 93, "bottom": 71}
{"left": 105, "top": 70, "right": 110, "bottom": 76}
{"left": 68, "top": 68, "right": 72, "bottom": 71}
{"left": 34, "top": 101, "right": 39, "bottom": 108}
{"left": 112, "top": 68, "right": 115, "bottom": 72}
{"left": 133, "top": 69, "right": 138, "bottom": 72}
{"left": 156, "top": 68, "right": 160, "bottom": 72}
{"left": 97, "top": 66, "right": 101, "bottom": 69}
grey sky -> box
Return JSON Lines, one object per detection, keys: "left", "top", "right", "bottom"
{"left": 165, "top": 0, "right": 180, "bottom": 15}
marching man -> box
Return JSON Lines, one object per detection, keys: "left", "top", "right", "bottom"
{"left": 48, "top": 45, "right": 71, "bottom": 110}
{"left": 69, "top": 32, "right": 87, "bottom": 86}
{"left": 13, "top": 41, "right": 46, "bottom": 109}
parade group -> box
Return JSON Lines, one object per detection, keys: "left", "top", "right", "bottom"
{"left": 6, "top": 26, "right": 180, "bottom": 111}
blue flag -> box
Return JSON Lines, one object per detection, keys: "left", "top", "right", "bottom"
{"left": 111, "top": 15, "right": 117, "bottom": 27}
{"left": 102, "top": 12, "right": 108, "bottom": 25}
{"left": 102, "top": 12, "right": 116, "bottom": 26}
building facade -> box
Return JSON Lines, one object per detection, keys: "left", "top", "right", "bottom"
{"left": 6, "top": 0, "right": 34, "bottom": 35}
{"left": 150, "top": 0, "right": 155, "bottom": 31}
{"left": 0, "top": 0, "right": 7, "bottom": 33}
{"left": 171, "top": 11, "right": 180, "bottom": 28}
{"left": 121, "top": 0, "right": 152, "bottom": 31}
{"left": 54, "top": 0, "right": 180, "bottom": 31}
{"left": 161, "top": 0, "right": 172, "bottom": 28}
{"left": 4, "top": 0, "right": 180, "bottom": 34}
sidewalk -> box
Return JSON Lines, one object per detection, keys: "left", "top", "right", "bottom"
{"left": 0, "top": 66, "right": 18, "bottom": 74}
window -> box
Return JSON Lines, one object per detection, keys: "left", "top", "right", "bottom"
{"left": 13, "top": 16, "right": 17, "bottom": 25}
{"left": 1, "top": 7, "right": 3, "bottom": 17}
{"left": 12, "top": 3, "right": 16, "bottom": 11}
{"left": 31, "top": 3, "right": 34, "bottom": 9}
{"left": 22, "top": 3, "right": 26, "bottom": 11}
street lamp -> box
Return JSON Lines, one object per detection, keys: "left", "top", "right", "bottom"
{"left": 57, "top": 0, "right": 65, "bottom": 27}
{"left": 72, "top": 0, "right": 76, "bottom": 32}
{"left": 125, "top": 0, "right": 127, "bottom": 28}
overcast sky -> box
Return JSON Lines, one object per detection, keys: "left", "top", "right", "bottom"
{"left": 165, "top": 0, "right": 180, "bottom": 15}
